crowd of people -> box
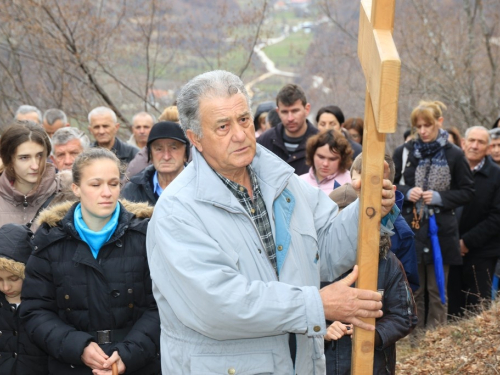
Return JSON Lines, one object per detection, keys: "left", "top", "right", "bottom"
{"left": 0, "top": 70, "right": 499, "bottom": 374}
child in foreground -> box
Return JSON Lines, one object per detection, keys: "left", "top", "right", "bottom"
{"left": 0, "top": 223, "right": 48, "bottom": 375}
{"left": 323, "top": 157, "right": 418, "bottom": 374}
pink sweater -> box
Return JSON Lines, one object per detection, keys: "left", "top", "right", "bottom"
{"left": 299, "top": 167, "right": 352, "bottom": 195}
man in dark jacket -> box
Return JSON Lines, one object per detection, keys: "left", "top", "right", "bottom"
{"left": 257, "top": 84, "right": 318, "bottom": 175}
{"left": 88, "top": 106, "right": 138, "bottom": 164}
{"left": 448, "top": 126, "right": 500, "bottom": 315}
{"left": 121, "top": 121, "right": 189, "bottom": 205}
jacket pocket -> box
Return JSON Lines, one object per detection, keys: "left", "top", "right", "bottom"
{"left": 190, "top": 352, "right": 274, "bottom": 375}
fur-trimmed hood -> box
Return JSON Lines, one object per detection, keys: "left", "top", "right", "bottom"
{"left": 37, "top": 199, "right": 154, "bottom": 228}
{"left": 33, "top": 199, "right": 153, "bottom": 253}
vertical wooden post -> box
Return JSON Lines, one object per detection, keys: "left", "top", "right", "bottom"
{"left": 353, "top": 0, "right": 401, "bottom": 373}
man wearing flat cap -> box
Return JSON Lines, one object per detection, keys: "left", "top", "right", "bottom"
{"left": 121, "top": 121, "right": 190, "bottom": 206}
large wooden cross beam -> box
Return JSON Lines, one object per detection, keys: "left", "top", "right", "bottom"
{"left": 352, "top": 0, "right": 401, "bottom": 373}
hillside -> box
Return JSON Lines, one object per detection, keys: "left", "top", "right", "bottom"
{"left": 397, "top": 302, "right": 500, "bottom": 374}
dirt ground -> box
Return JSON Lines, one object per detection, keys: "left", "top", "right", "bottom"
{"left": 396, "top": 302, "right": 500, "bottom": 374}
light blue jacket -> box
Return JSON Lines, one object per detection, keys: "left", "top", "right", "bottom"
{"left": 146, "top": 145, "right": 360, "bottom": 375}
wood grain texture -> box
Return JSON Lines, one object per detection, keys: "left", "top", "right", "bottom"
{"left": 352, "top": 0, "right": 401, "bottom": 373}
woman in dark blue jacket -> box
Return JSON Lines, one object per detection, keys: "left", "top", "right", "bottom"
{"left": 20, "top": 148, "right": 160, "bottom": 375}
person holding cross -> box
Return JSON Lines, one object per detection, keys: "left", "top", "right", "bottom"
{"left": 146, "top": 70, "right": 397, "bottom": 375}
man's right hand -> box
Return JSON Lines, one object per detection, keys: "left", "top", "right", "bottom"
{"left": 319, "top": 265, "right": 383, "bottom": 331}
{"left": 81, "top": 342, "right": 109, "bottom": 370}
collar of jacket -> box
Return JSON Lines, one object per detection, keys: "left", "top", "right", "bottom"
{"left": 33, "top": 199, "right": 153, "bottom": 251}
{"left": 190, "top": 144, "right": 295, "bottom": 210}
{"left": 474, "top": 155, "right": 497, "bottom": 177}
{"left": 272, "top": 120, "right": 318, "bottom": 151}
{"left": 0, "top": 163, "right": 57, "bottom": 205}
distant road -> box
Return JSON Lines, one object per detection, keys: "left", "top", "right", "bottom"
{"left": 245, "top": 19, "right": 330, "bottom": 97}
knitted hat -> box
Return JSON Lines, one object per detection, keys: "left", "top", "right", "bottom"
{"left": 0, "top": 224, "right": 34, "bottom": 264}
{"left": 328, "top": 183, "right": 358, "bottom": 210}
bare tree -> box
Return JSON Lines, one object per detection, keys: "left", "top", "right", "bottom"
{"left": 309, "top": 0, "right": 500, "bottom": 151}
{"left": 0, "top": 0, "right": 269, "bottom": 131}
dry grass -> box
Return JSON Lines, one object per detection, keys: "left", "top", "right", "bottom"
{"left": 397, "top": 302, "right": 500, "bottom": 374}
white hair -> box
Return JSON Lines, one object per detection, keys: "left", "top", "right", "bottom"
{"left": 465, "top": 125, "right": 491, "bottom": 145}
{"left": 15, "top": 105, "right": 42, "bottom": 123}
{"left": 88, "top": 106, "right": 117, "bottom": 124}
{"left": 51, "top": 127, "right": 90, "bottom": 154}
{"left": 177, "top": 70, "right": 252, "bottom": 138}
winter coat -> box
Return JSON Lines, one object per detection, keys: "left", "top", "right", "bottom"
{"left": 459, "top": 157, "right": 500, "bottom": 258}
{"left": 147, "top": 144, "right": 362, "bottom": 375}
{"left": 0, "top": 294, "right": 48, "bottom": 375}
{"left": 257, "top": 120, "right": 319, "bottom": 175}
{"left": 121, "top": 164, "right": 158, "bottom": 206}
{"left": 300, "top": 167, "right": 352, "bottom": 194}
{"left": 19, "top": 200, "right": 161, "bottom": 375}
{"left": 0, "top": 163, "right": 58, "bottom": 230}
{"left": 92, "top": 137, "right": 138, "bottom": 165}
{"left": 323, "top": 251, "right": 417, "bottom": 375}
{"left": 393, "top": 141, "right": 474, "bottom": 265}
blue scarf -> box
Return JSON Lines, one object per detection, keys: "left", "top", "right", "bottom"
{"left": 413, "top": 128, "right": 451, "bottom": 192}
{"left": 73, "top": 203, "right": 121, "bottom": 259}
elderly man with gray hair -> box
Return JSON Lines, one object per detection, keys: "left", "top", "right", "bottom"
{"left": 88, "top": 106, "right": 138, "bottom": 164}
{"left": 127, "top": 111, "right": 156, "bottom": 149}
{"left": 50, "top": 127, "right": 90, "bottom": 171}
{"left": 146, "top": 70, "right": 397, "bottom": 374}
{"left": 43, "top": 109, "right": 69, "bottom": 138}
{"left": 449, "top": 125, "right": 500, "bottom": 316}
{"left": 15, "top": 105, "right": 43, "bottom": 125}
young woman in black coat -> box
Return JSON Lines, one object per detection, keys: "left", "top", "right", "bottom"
{"left": 20, "top": 148, "right": 160, "bottom": 375}
{"left": 393, "top": 100, "right": 474, "bottom": 330}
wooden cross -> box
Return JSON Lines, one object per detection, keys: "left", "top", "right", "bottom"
{"left": 352, "top": 0, "right": 401, "bottom": 373}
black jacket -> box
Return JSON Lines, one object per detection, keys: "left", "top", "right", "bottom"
{"left": 20, "top": 201, "right": 160, "bottom": 375}
{"left": 257, "top": 120, "right": 318, "bottom": 175}
{"left": 93, "top": 137, "right": 139, "bottom": 165}
{"left": 460, "top": 157, "right": 500, "bottom": 258}
{"left": 323, "top": 252, "right": 417, "bottom": 375}
{"left": 393, "top": 141, "right": 474, "bottom": 265}
{"left": 0, "top": 294, "right": 48, "bottom": 375}
{"left": 121, "top": 165, "right": 158, "bottom": 206}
